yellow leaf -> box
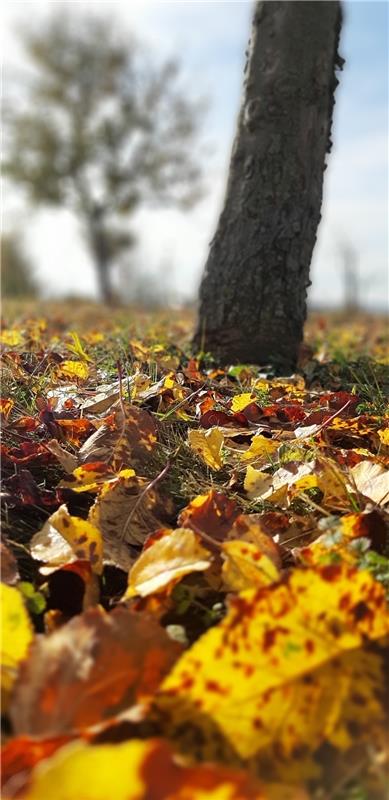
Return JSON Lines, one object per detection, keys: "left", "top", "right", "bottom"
{"left": 222, "top": 540, "right": 281, "bottom": 592}
{"left": 157, "top": 565, "right": 388, "bottom": 760}
{"left": 188, "top": 427, "right": 224, "bottom": 471}
{"left": 22, "top": 738, "right": 265, "bottom": 800}
{"left": 377, "top": 427, "right": 389, "bottom": 448}
{"left": 1, "top": 584, "right": 33, "bottom": 702}
{"left": 245, "top": 463, "right": 316, "bottom": 504}
{"left": 231, "top": 393, "right": 257, "bottom": 412}
{"left": 350, "top": 460, "right": 389, "bottom": 505}
{"left": 125, "top": 528, "right": 212, "bottom": 598}
{"left": 83, "top": 331, "right": 104, "bottom": 344}
{"left": 31, "top": 504, "right": 103, "bottom": 574}
{"left": 289, "top": 475, "right": 319, "bottom": 497}
{"left": 0, "top": 329, "right": 24, "bottom": 346}
{"left": 241, "top": 434, "right": 279, "bottom": 463}
{"left": 60, "top": 465, "right": 135, "bottom": 494}
{"left": 67, "top": 331, "right": 92, "bottom": 362}
{"left": 244, "top": 466, "right": 273, "bottom": 500}
{"left": 57, "top": 361, "right": 89, "bottom": 380}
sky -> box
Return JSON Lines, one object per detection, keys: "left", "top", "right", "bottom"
{"left": 2, "top": 0, "right": 388, "bottom": 309}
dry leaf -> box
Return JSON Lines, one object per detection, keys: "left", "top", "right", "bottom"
{"left": 222, "top": 541, "right": 281, "bottom": 592}
{"left": 56, "top": 361, "right": 89, "bottom": 381}
{"left": 89, "top": 472, "right": 174, "bottom": 571}
{"left": 31, "top": 505, "right": 103, "bottom": 574}
{"left": 45, "top": 439, "right": 78, "bottom": 474}
{"left": 350, "top": 460, "right": 389, "bottom": 505}
{"left": 125, "top": 528, "right": 212, "bottom": 598}
{"left": 11, "top": 606, "right": 181, "bottom": 736}
{"left": 1, "top": 585, "right": 33, "bottom": 706}
{"left": 20, "top": 738, "right": 265, "bottom": 800}
{"left": 79, "top": 404, "right": 157, "bottom": 471}
{"left": 157, "top": 565, "right": 388, "bottom": 760}
{"left": 188, "top": 427, "right": 224, "bottom": 470}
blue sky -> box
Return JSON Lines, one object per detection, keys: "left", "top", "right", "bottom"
{"left": 3, "top": 1, "right": 388, "bottom": 308}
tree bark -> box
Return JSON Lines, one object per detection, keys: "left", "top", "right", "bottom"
{"left": 89, "top": 206, "right": 114, "bottom": 305}
{"left": 193, "top": 1, "right": 343, "bottom": 372}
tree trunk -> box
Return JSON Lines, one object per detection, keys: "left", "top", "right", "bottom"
{"left": 193, "top": 0, "right": 343, "bottom": 373}
{"left": 89, "top": 205, "right": 114, "bottom": 305}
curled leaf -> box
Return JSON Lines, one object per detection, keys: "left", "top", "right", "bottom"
{"left": 125, "top": 528, "right": 212, "bottom": 599}
{"left": 31, "top": 505, "right": 103, "bottom": 574}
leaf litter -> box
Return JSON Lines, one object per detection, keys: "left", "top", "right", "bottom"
{"left": 1, "top": 304, "right": 388, "bottom": 798}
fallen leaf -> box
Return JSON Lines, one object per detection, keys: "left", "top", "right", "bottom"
{"left": 157, "top": 565, "right": 388, "bottom": 760}
{"left": 349, "top": 460, "right": 389, "bottom": 505}
{"left": 222, "top": 541, "right": 281, "bottom": 592}
{"left": 226, "top": 514, "right": 282, "bottom": 569}
{"left": 125, "top": 528, "right": 212, "bottom": 598}
{"left": 188, "top": 427, "right": 224, "bottom": 470}
{"left": 0, "top": 398, "right": 14, "bottom": 419}
{"left": 56, "top": 361, "right": 90, "bottom": 381}
{"left": 89, "top": 471, "right": 173, "bottom": 571}
{"left": 241, "top": 434, "right": 279, "bottom": 464}
{"left": 31, "top": 505, "right": 103, "bottom": 574}
{"left": 21, "top": 738, "right": 265, "bottom": 800}
{"left": 60, "top": 463, "right": 129, "bottom": 494}
{"left": 0, "top": 329, "right": 24, "bottom": 346}
{"left": 1, "top": 585, "right": 33, "bottom": 706}
{"left": 45, "top": 439, "right": 78, "bottom": 473}
{"left": 30, "top": 523, "right": 74, "bottom": 572}
{"left": 1, "top": 735, "right": 74, "bottom": 798}
{"left": 244, "top": 466, "right": 274, "bottom": 501}
{"left": 79, "top": 405, "right": 157, "bottom": 471}
{"left": 11, "top": 606, "right": 181, "bottom": 736}
{"left": 178, "top": 490, "right": 240, "bottom": 541}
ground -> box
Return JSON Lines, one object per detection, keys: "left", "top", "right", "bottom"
{"left": 1, "top": 300, "right": 388, "bottom": 800}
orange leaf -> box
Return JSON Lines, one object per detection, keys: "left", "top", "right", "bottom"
{"left": 11, "top": 606, "right": 182, "bottom": 736}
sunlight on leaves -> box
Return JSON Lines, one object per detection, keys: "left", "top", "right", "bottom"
{"left": 31, "top": 504, "right": 103, "bottom": 574}
{"left": 22, "top": 738, "right": 265, "bottom": 800}
{"left": 56, "top": 361, "right": 90, "bottom": 381}
{"left": 222, "top": 541, "right": 281, "bottom": 592}
{"left": 125, "top": 528, "right": 212, "bottom": 598}
{"left": 157, "top": 565, "right": 388, "bottom": 760}
{"left": 188, "top": 427, "right": 224, "bottom": 471}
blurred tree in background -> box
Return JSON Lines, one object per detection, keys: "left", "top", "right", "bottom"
{"left": 4, "top": 12, "right": 205, "bottom": 303}
{"left": 1, "top": 233, "right": 37, "bottom": 298}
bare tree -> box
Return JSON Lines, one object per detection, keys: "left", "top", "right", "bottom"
{"left": 4, "top": 12, "right": 204, "bottom": 303}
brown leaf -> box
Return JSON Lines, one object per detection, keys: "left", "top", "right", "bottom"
{"left": 89, "top": 472, "right": 174, "bottom": 571}
{"left": 178, "top": 490, "right": 240, "bottom": 541}
{"left": 0, "top": 542, "right": 19, "bottom": 585}
{"left": 10, "top": 606, "right": 182, "bottom": 736}
{"left": 78, "top": 404, "right": 157, "bottom": 471}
